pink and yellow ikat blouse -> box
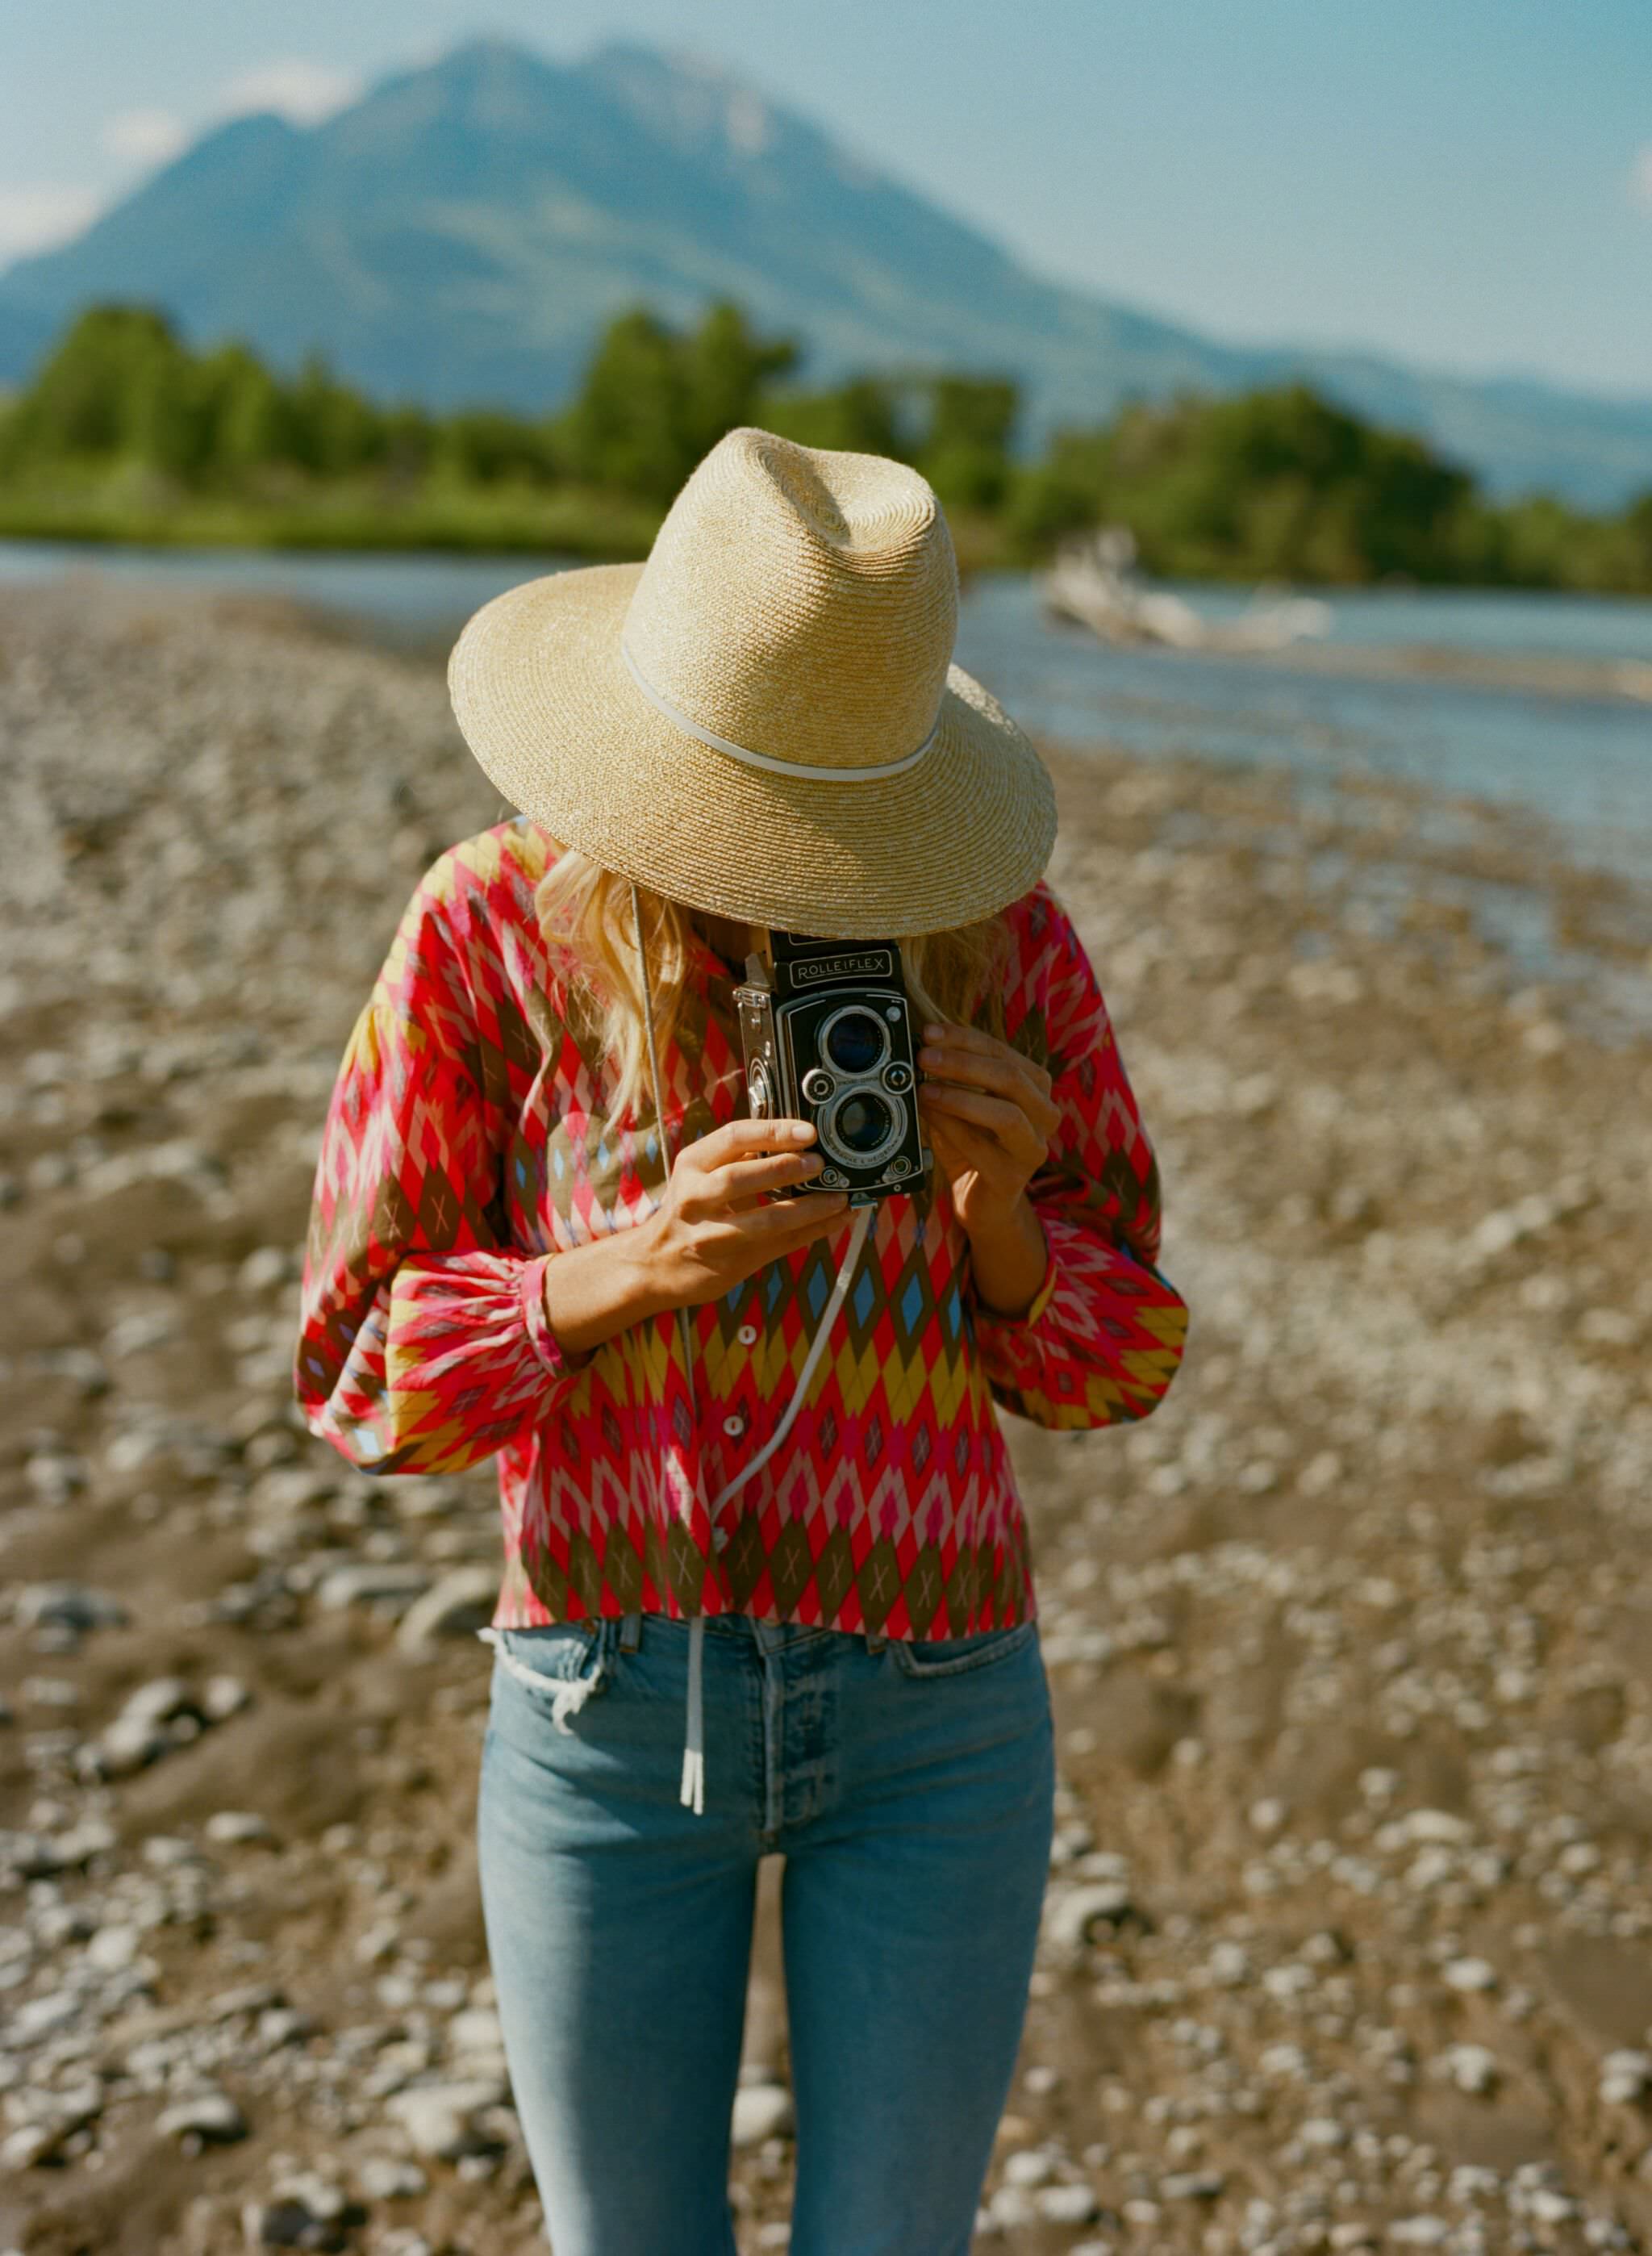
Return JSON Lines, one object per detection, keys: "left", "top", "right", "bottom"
{"left": 292, "top": 816, "right": 1189, "bottom": 1643}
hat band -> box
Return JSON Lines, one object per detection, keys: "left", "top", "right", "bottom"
{"left": 620, "top": 637, "right": 940, "bottom": 782}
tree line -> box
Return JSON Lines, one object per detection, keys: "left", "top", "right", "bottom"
{"left": 2, "top": 298, "right": 1649, "bottom": 594}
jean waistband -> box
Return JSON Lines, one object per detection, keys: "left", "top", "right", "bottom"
{"left": 483, "top": 1612, "right": 891, "bottom": 1823}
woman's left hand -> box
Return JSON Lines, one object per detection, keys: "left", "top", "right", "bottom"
{"left": 915, "top": 1021, "right": 1060, "bottom": 1239}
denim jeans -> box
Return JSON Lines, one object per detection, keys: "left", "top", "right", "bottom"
{"left": 475, "top": 1610, "right": 1057, "bottom": 2256}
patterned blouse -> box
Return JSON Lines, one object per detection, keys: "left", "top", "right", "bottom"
{"left": 291, "top": 816, "right": 1188, "bottom": 1642}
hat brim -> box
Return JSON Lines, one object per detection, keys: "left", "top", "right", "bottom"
{"left": 447, "top": 562, "right": 1057, "bottom": 939}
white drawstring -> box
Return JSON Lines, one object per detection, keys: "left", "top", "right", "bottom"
{"left": 474, "top": 1627, "right": 605, "bottom": 1731}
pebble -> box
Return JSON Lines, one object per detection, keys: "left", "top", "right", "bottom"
{"left": 383, "top": 2078, "right": 508, "bottom": 2159}
{"left": 15, "top": 1582, "right": 129, "bottom": 1635}
{"left": 205, "top": 1810, "right": 277, "bottom": 1844}
{"left": 156, "top": 2090, "right": 247, "bottom": 2145}
{"left": 1043, "top": 1880, "right": 1135, "bottom": 1957}
{"left": 315, "top": 1564, "right": 435, "bottom": 1611}
{"left": 6, "top": 588, "right": 1652, "bottom": 2253}
{"left": 731, "top": 2083, "right": 795, "bottom": 2146}
{"left": 1599, "top": 2049, "right": 1652, "bottom": 2104}
{"left": 356, "top": 2156, "right": 428, "bottom": 2200}
{"left": 1036, "top": 2181, "right": 1101, "bottom": 2222}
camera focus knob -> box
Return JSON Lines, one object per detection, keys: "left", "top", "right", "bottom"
{"left": 748, "top": 1064, "right": 771, "bottom": 1118}
{"left": 800, "top": 1067, "right": 834, "bottom": 1104}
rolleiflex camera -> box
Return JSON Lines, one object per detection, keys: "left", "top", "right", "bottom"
{"left": 735, "top": 930, "right": 932, "bottom": 1206}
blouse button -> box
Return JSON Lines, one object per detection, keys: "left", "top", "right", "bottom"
{"left": 736, "top": 1323, "right": 759, "bottom": 1347}
{"left": 723, "top": 1411, "right": 746, "bottom": 1438}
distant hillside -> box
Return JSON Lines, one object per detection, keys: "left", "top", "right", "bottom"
{"left": 2, "top": 36, "right": 1647, "bottom": 508}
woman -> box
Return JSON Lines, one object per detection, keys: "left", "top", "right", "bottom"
{"left": 293, "top": 428, "right": 1188, "bottom": 2256}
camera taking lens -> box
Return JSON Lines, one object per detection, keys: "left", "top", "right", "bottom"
{"left": 833, "top": 1092, "right": 894, "bottom": 1154}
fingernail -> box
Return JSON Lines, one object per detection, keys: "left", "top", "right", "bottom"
{"left": 923, "top": 1022, "right": 943, "bottom": 1038}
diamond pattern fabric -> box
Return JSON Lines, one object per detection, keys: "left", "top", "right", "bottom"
{"left": 292, "top": 817, "right": 1188, "bottom": 1641}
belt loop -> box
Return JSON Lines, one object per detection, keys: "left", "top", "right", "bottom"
{"left": 620, "top": 1611, "right": 642, "bottom": 1652}
{"left": 865, "top": 1627, "right": 887, "bottom": 1654}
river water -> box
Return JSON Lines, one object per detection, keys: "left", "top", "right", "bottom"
{"left": 4, "top": 538, "right": 1649, "bottom": 892}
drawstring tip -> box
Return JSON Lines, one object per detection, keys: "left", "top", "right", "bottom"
{"left": 679, "top": 1747, "right": 705, "bottom": 1815}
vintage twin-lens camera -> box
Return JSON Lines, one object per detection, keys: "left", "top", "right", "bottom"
{"left": 734, "top": 929, "right": 932, "bottom": 1206}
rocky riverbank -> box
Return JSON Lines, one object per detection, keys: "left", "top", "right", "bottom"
{"left": 2, "top": 579, "right": 1650, "bottom": 2256}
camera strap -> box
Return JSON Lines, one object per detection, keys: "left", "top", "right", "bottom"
{"left": 630, "top": 880, "right": 873, "bottom": 1817}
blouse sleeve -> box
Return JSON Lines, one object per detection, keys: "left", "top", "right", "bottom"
{"left": 966, "top": 882, "right": 1189, "bottom": 1430}
{"left": 292, "top": 853, "right": 589, "bottom": 1476}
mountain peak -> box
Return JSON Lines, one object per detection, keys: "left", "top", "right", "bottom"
{"left": 429, "top": 34, "right": 553, "bottom": 79}
{"left": 581, "top": 40, "right": 783, "bottom": 162}
{"left": 0, "top": 32, "right": 1642, "bottom": 505}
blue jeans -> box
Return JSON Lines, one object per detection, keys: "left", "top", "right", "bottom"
{"left": 475, "top": 1611, "right": 1057, "bottom": 2256}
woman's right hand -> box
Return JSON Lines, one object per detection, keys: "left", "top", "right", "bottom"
{"left": 636, "top": 1118, "right": 849, "bottom": 1310}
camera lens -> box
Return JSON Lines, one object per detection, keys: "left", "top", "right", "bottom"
{"left": 822, "top": 1009, "right": 887, "bottom": 1076}
{"left": 834, "top": 1092, "right": 894, "bottom": 1154}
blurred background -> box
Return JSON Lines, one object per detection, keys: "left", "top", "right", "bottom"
{"left": 2, "top": 6, "right": 1650, "bottom": 2254}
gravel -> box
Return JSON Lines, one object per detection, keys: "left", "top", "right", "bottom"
{"left": 2, "top": 579, "right": 1650, "bottom": 2252}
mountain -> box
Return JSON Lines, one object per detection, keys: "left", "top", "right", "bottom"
{"left": 2, "top": 37, "right": 1647, "bottom": 509}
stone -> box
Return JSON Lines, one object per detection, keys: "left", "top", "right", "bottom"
{"left": 316, "top": 1564, "right": 433, "bottom": 1611}
{"left": 206, "top": 1811, "right": 276, "bottom": 1844}
{"left": 1037, "top": 2182, "right": 1103, "bottom": 2222}
{"left": 732, "top": 2083, "right": 795, "bottom": 2146}
{"left": 15, "top": 1581, "right": 130, "bottom": 1633}
{"left": 156, "top": 2090, "right": 247, "bottom": 2144}
{"left": 1045, "top": 1882, "right": 1135, "bottom": 1957}
{"left": 384, "top": 2078, "right": 508, "bottom": 2159}
{"left": 356, "top": 2156, "right": 428, "bottom": 2200}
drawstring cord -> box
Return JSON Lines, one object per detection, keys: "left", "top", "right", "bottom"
{"left": 630, "top": 881, "right": 872, "bottom": 1816}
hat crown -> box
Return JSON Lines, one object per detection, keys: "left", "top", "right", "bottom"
{"left": 621, "top": 428, "right": 958, "bottom": 775}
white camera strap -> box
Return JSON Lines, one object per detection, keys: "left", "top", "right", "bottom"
{"left": 630, "top": 881, "right": 872, "bottom": 1815}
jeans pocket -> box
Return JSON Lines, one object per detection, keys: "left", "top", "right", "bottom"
{"left": 889, "top": 1615, "right": 1038, "bottom": 1679}
{"left": 490, "top": 1623, "right": 610, "bottom": 1732}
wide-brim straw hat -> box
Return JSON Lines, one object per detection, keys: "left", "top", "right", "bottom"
{"left": 448, "top": 425, "right": 1057, "bottom": 939}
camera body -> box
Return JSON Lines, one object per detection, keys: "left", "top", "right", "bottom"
{"left": 734, "top": 929, "right": 932, "bottom": 1206}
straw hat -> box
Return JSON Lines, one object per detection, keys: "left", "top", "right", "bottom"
{"left": 447, "top": 425, "right": 1057, "bottom": 938}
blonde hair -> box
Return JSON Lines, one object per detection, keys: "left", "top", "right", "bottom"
{"left": 533, "top": 844, "right": 1012, "bottom": 1128}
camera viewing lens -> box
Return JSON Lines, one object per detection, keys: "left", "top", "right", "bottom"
{"left": 822, "top": 1009, "right": 886, "bottom": 1075}
{"left": 835, "top": 1092, "right": 893, "bottom": 1154}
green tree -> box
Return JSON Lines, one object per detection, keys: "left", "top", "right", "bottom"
{"left": 9, "top": 303, "right": 191, "bottom": 463}
{"left": 435, "top": 408, "right": 556, "bottom": 484}
{"left": 917, "top": 374, "right": 1019, "bottom": 510}
{"left": 681, "top": 299, "right": 799, "bottom": 462}
{"left": 757, "top": 376, "right": 906, "bottom": 458}
{"left": 553, "top": 299, "right": 803, "bottom": 502}
{"left": 286, "top": 354, "right": 386, "bottom": 476}
{"left": 551, "top": 306, "right": 690, "bottom": 500}
{"left": 197, "top": 342, "right": 290, "bottom": 474}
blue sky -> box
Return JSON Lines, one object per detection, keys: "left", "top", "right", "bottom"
{"left": 3, "top": 0, "right": 1649, "bottom": 397}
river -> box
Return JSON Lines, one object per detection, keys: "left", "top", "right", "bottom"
{"left": 3, "top": 539, "right": 1649, "bottom": 889}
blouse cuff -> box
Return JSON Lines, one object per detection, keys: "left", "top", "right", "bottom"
{"left": 519, "top": 1250, "right": 595, "bottom": 1381}
{"left": 970, "top": 1218, "right": 1060, "bottom": 1334}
